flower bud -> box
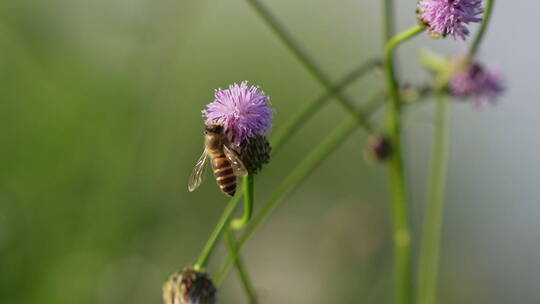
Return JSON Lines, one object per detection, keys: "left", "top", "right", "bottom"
{"left": 163, "top": 268, "right": 216, "bottom": 304}
{"left": 239, "top": 135, "right": 272, "bottom": 175}
{"left": 364, "top": 135, "right": 392, "bottom": 162}
{"left": 448, "top": 60, "right": 504, "bottom": 108}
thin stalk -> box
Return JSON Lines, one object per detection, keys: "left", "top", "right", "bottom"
{"left": 270, "top": 59, "right": 381, "bottom": 151}
{"left": 245, "top": 0, "right": 374, "bottom": 132}
{"left": 383, "top": 0, "right": 395, "bottom": 43}
{"left": 384, "top": 24, "right": 425, "bottom": 304}
{"left": 469, "top": 0, "right": 495, "bottom": 59}
{"left": 417, "top": 2, "right": 495, "bottom": 302}
{"left": 226, "top": 229, "right": 259, "bottom": 303}
{"left": 215, "top": 92, "right": 386, "bottom": 285}
{"left": 231, "top": 175, "right": 255, "bottom": 229}
{"left": 418, "top": 93, "right": 449, "bottom": 304}
{"left": 195, "top": 194, "right": 242, "bottom": 268}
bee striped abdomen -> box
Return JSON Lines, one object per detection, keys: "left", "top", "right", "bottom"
{"left": 211, "top": 153, "right": 236, "bottom": 196}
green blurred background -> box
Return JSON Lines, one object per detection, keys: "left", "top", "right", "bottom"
{"left": 1, "top": 0, "right": 538, "bottom": 303}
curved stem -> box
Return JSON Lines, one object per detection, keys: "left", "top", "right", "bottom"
{"left": 418, "top": 92, "right": 449, "bottom": 304}
{"left": 214, "top": 92, "right": 386, "bottom": 285}
{"left": 383, "top": 24, "right": 425, "bottom": 304}
{"left": 226, "top": 229, "right": 259, "bottom": 303}
{"left": 231, "top": 175, "right": 255, "bottom": 229}
{"left": 194, "top": 194, "right": 242, "bottom": 268}
{"left": 469, "top": 0, "right": 495, "bottom": 59}
{"left": 384, "top": 25, "right": 426, "bottom": 101}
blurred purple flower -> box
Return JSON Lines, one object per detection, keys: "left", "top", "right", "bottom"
{"left": 203, "top": 81, "right": 273, "bottom": 147}
{"left": 449, "top": 62, "right": 505, "bottom": 107}
{"left": 418, "top": 0, "right": 483, "bottom": 40}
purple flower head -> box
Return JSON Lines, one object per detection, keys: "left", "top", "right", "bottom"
{"left": 449, "top": 61, "right": 505, "bottom": 107}
{"left": 203, "top": 81, "right": 273, "bottom": 147}
{"left": 418, "top": 0, "right": 483, "bottom": 40}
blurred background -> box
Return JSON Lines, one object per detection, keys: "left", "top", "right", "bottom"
{"left": 1, "top": 0, "right": 538, "bottom": 303}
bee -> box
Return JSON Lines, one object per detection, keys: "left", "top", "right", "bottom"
{"left": 188, "top": 123, "right": 247, "bottom": 196}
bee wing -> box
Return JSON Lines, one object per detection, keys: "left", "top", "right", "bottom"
{"left": 223, "top": 145, "right": 248, "bottom": 177}
{"left": 188, "top": 149, "right": 209, "bottom": 192}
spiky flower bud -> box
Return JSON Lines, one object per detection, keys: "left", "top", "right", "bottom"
{"left": 239, "top": 135, "right": 272, "bottom": 175}
{"left": 163, "top": 268, "right": 216, "bottom": 304}
{"left": 364, "top": 135, "right": 392, "bottom": 162}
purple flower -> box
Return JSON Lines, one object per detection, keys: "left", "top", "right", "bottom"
{"left": 449, "top": 62, "right": 504, "bottom": 107}
{"left": 203, "top": 81, "right": 273, "bottom": 147}
{"left": 418, "top": 0, "right": 483, "bottom": 40}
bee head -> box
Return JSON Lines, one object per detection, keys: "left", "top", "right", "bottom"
{"left": 205, "top": 123, "right": 224, "bottom": 134}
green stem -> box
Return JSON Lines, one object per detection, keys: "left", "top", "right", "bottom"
{"left": 417, "top": 2, "right": 495, "bottom": 303}
{"left": 270, "top": 59, "right": 381, "bottom": 152}
{"left": 226, "top": 229, "right": 259, "bottom": 303}
{"left": 231, "top": 175, "right": 255, "bottom": 229}
{"left": 194, "top": 194, "right": 242, "bottom": 268}
{"left": 215, "top": 92, "right": 386, "bottom": 285}
{"left": 383, "top": 0, "right": 395, "bottom": 43}
{"left": 245, "top": 0, "right": 374, "bottom": 132}
{"left": 418, "top": 93, "right": 449, "bottom": 304}
{"left": 384, "top": 24, "right": 425, "bottom": 304}
{"left": 469, "top": 0, "right": 495, "bottom": 59}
